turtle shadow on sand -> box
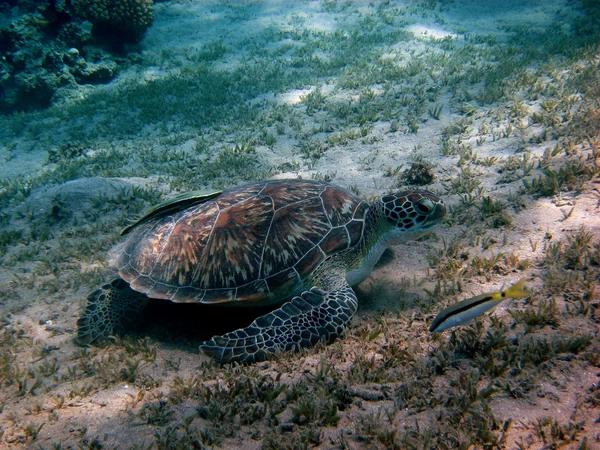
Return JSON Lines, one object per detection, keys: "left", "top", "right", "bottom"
{"left": 132, "top": 301, "right": 280, "bottom": 351}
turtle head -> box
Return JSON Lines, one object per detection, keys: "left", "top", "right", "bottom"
{"left": 377, "top": 190, "right": 446, "bottom": 236}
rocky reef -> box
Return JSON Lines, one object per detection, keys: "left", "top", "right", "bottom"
{"left": 0, "top": 0, "right": 155, "bottom": 113}
{"left": 70, "top": 0, "right": 154, "bottom": 43}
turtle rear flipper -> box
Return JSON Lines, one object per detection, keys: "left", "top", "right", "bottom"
{"left": 200, "top": 285, "right": 358, "bottom": 363}
{"left": 76, "top": 279, "right": 149, "bottom": 346}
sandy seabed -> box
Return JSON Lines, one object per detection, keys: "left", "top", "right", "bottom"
{"left": 0, "top": 0, "right": 599, "bottom": 448}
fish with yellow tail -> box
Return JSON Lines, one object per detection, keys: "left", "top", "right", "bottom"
{"left": 429, "top": 279, "right": 529, "bottom": 333}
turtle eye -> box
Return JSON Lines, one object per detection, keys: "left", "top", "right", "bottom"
{"left": 415, "top": 199, "right": 433, "bottom": 214}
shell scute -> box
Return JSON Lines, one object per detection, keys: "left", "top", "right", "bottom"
{"left": 153, "top": 220, "right": 203, "bottom": 285}
{"left": 346, "top": 220, "right": 365, "bottom": 247}
{"left": 121, "top": 219, "right": 173, "bottom": 275}
{"left": 201, "top": 288, "right": 236, "bottom": 304}
{"left": 293, "top": 245, "right": 325, "bottom": 279}
{"left": 192, "top": 194, "right": 273, "bottom": 288}
{"left": 214, "top": 182, "right": 264, "bottom": 209}
{"left": 129, "top": 275, "right": 155, "bottom": 295}
{"left": 261, "top": 197, "right": 330, "bottom": 278}
{"left": 120, "top": 203, "right": 216, "bottom": 289}
{"left": 236, "top": 279, "right": 270, "bottom": 303}
{"left": 319, "top": 226, "right": 350, "bottom": 254}
{"left": 147, "top": 283, "right": 179, "bottom": 300}
{"left": 260, "top": 179, "right": 325, "bottom": 208}
{"left": 321, "top": 185, "right": 359, "bottom": 227}
{"left": 171, "top": 286, "right": 203, "bottom": 303}
{"left": 265, "top": 268, "right": 301, "bottom": 299}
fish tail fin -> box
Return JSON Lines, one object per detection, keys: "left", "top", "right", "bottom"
{"left": 503, "top": 279, "right": 529, "bottom": 298}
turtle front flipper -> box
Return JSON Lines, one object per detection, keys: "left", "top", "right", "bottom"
{"left": 76, "top": 279, "right": 149, "bottom": 346}
{"left": 200, "top": 285, "right": 358, "bottom": 363}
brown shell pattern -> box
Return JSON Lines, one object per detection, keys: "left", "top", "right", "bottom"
{"left": 116, "top": 180, "right": 369, "bottom": 305}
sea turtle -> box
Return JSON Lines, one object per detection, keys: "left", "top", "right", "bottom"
{"left": 77, "top": 179, "right": 445, "bottom": 363}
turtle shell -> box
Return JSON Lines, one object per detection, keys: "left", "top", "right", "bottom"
{"left": 114, "top": 179, "right": 370, "bottom": 305}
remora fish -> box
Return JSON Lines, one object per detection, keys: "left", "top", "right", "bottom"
{"left": 429, "top": 279, "right": 528, "bottom": 332}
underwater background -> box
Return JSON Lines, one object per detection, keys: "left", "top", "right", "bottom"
{"left": 0, "top": 0, "right": 599, "bottom": 448}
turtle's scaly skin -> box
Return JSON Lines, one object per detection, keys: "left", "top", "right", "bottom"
{"left": 76, "top": 279, "right": 148, "bottom": 345}
{"left": 201, "top": 286, "right": 358, "bottom": 362}
{"left": 76, "top": 179, "right": 446, "bottom": 363}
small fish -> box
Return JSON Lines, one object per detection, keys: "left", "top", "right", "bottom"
{"left": 429, "top": 279, "right": 529, "bottom": 333}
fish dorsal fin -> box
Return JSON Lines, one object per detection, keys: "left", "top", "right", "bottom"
{"left": 121, "top": 190, "right": 222, "bottom": 235}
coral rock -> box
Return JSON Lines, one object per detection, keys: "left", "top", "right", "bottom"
{"left": 72, "top": 0, "right": 154, "bottom": 43}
